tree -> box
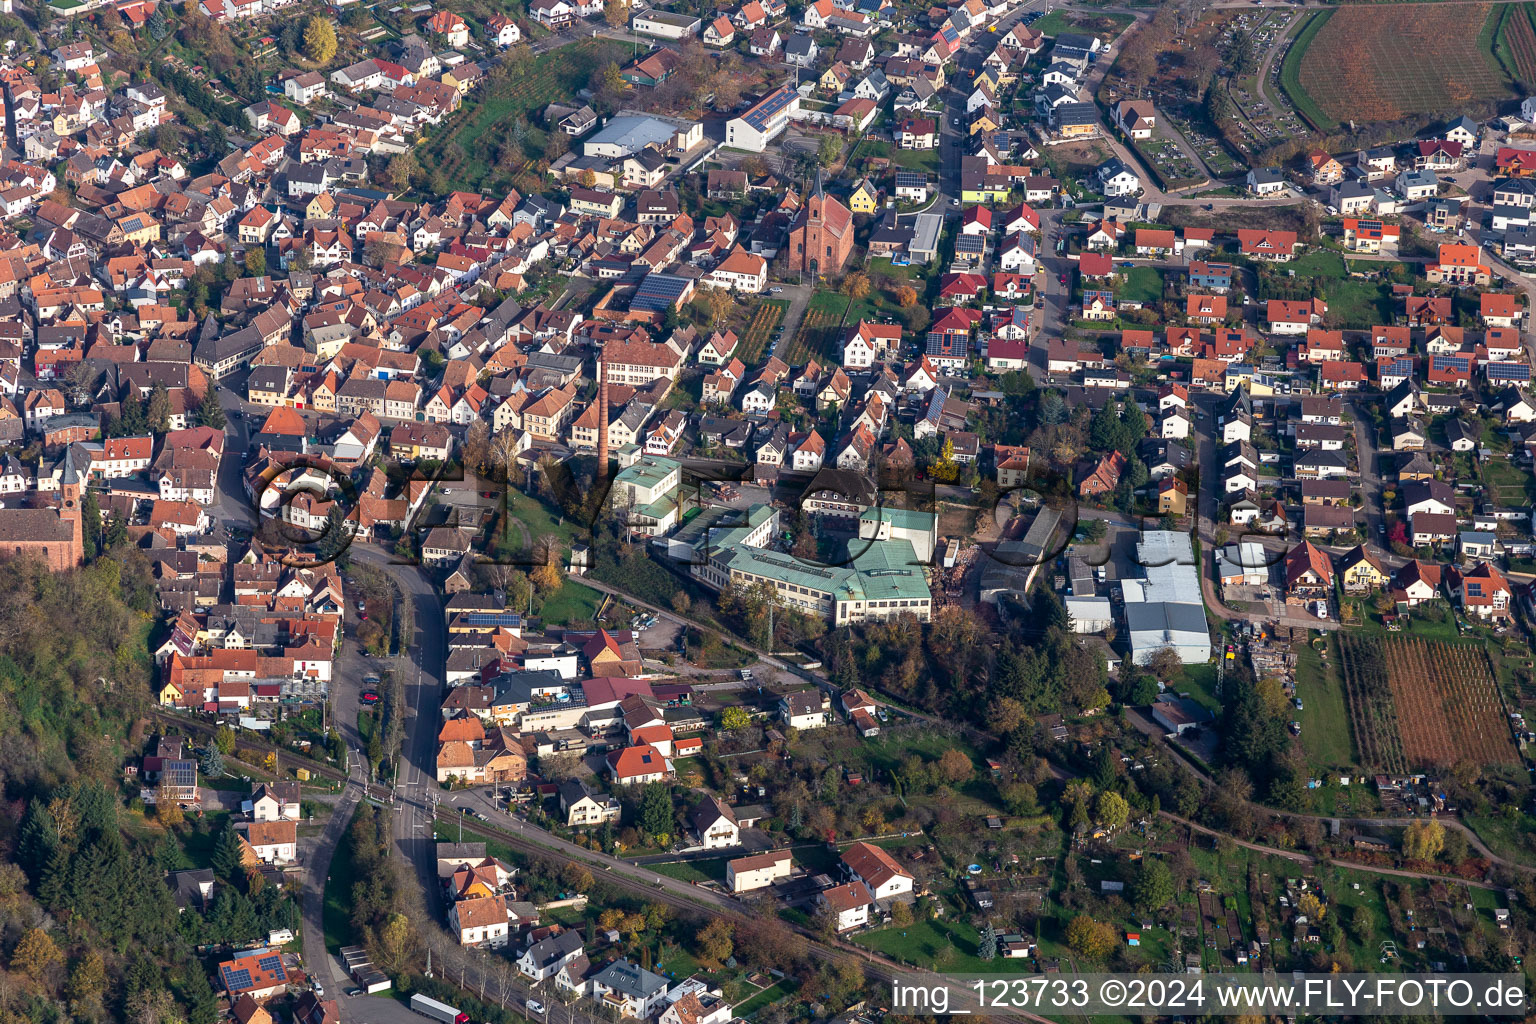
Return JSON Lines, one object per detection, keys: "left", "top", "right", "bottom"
{"left": 531, "top": 558, "right": 563, "bottom": 595}
{"left": 212, "top": 823, "right": 245, "bottom": 879}
{"left": 604, "top": 0, "right": 629, "bottom": 28}
{"left": 841, "top": 272, "right": 871, "bottom": 300}
{"left": 146, "top": 384, "right": 172, "bottom": 433}
{"left": 977, "top": 922, "right": 997, "bottom": 960}
{"left": 1145, "top": 645, "right": 1184, "bottom": 684}
{"left": 1064, "top": 915, "right": 1116, "bottom": 961}
{"left": 697, "top": 286, "right": 735, "bottom": 326}
{"left": 937, "top": 748, "right": 973, "bottom": 785}
{"left": 196, "top": 387, "right": 226, "bottom": 430}
{"left": 199, "top": 745, "right": 224, "bottom": 778}
{"left": 817, "top": 133, "right": 841, "bottom": 167}
{"left": 1094, "top": 790, "right": 1129, "bottom": 829}
{"left": 1403, "top": 819, "right": 1444, "bottom": 861}
{"left": 895, "top": 285, "right": 918, "bottom": 307}
{"left": 696, "top": 918, "right": 734, "bottom": 966}
{"left": 11, "top": 927, "right": 61, "bottom": 981}
{"left": 66, "top": 950, "right": 106, "bottom": 1009}
{"left": 1297, "top": 892, "right": 1325, "bottom": 922}
{"left": 639, "top": 782, "right": 674, "bottom": 845}
{"left": 986, "top": 696, "right": 1025, "bottom": 735}
{"left": 1000, "top": 781, "right": 1038, "bottom": 815}
{"left": 244, "top": 246, "right": 266, "bottom": 277}
{"left": 155, "top": 784, "right": 183, "bottom": 825}
{"left": 719, "top": 706, "right": 750, "bottom": 731}
{"left": 214, "top": 725, "right": 236, "bottom": 754}
{"left": 385, "top": 151, "right": 420, "bottom": 192}
{"left": 303, "top": 16, "right": 338, "bottom": 63}
{"left": 1348, "top": 904, "right": 1374, "bottom": 944}
{"left": 1130, "top": 858, "right": 1174, "bottom": 915}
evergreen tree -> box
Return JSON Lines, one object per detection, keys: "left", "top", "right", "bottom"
{"left": 81, "top": 489, "right": 101, "bottom": 561}
{"left": 639, "top": 782, "right": 674, "bottom": 843}
{"left": 978, "top": 922, "right": 997, "bottom": 961}
{"left": 146, "top": 384, "right": 172, "bottom": 433}
{"left": 182, "top": 956, "right": 220, "bottom": 1024}
{"left": 118, "top": 389, "right": 147, "bottom": 435}
{"left": 17, "top": 798, "right": 59, "bottom": 881}
{"left": 200, "top": 744, "right": 224, "bottom": 778}
{"left": 197, "top": 387, "right": 227, "bottom": 430}
{"left": 212, "top": 823, "right": 245, "bottom": 880}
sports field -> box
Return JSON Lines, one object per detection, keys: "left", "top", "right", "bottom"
{"left": 1288, "top": 4, "right": 1514, "bottom": 124}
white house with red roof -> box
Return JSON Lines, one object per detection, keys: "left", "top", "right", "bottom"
{"left": 606, "top": 744, "right": 672, "bottom": 784}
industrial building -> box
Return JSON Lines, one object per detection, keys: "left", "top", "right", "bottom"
{"left": 1120, "top": 530, "right": 1211, "bottom": 665}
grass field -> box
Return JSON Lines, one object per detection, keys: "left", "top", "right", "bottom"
{"left": 422, "top": 38, "right": 630, "bottom": 191}
{"left": 652, "top": 857, "right": 729, "bottom": 883}
{"left": 1279, "top": 10, "right": 1336, "bottom": 130}
{"left": 1297, "top": 636, "right": 1357, "bottom": 770}
{"left": 537, "top": 580, "right": 603, "bottom": 626}
{"left": 1483, "top": 459, "right": 1536, "bottom": 505}
{"left": 1119, "top": 266, "right": 1164, "bottom": 305}
{"left": 1289, "top": 5, "right": 1513, "bottom": 126}
{"left": 1034, "top": 10, "right": 1134, "bottom": 41}
{"left": 736, "top": 981, "right": 795, "bottom": 1018}
{"left": 323, "top": 809, "right": 364, "bottom": 952}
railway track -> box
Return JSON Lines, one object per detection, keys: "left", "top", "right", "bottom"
{"left": 434, "top": 810, "right": 1053, "bottom": 1024}
{"left": 147, "top": 708, "right": 352, "bottom": 784}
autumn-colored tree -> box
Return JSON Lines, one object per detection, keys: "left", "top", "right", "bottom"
{"left": 11, "top": 927, "right": 61, "bottom": 981}
{"left": 531, "top": 558, "right": 563, "bottom": 595}
{"left": 1297, "top": 892, "right": 1326, "bottom": 922}
{"left": 719, "top": 706, "right": 750, "bottom": 731}
{"left": 303, "top": 16, "right": 338, "bottom": 63}
{"left": 986, "top": 696, "right": 1025, "bottom": 735}
{"left": 604, "top": 0, "right": 629, "bottom": 28}
{"left": 841, "top": 272, "right": 871, "bottom": 300}
{"left": 579, "top": 168, "right": 597, "bottom": 188}
{"left": 698, "top": 287, "right": 735, "bottom": 326}
{"left": 895, "top": 285, "right": 918, "bottom": 307}
{"left": 244, "top": 246, "right": 266, "bottom": 278}
{"left": 1064, "top": 915, "right": 1116, "bottom": 961}
{"left": 1403, "top": 819, "right": 1444, "bottom": 861}
{"left": 374, "top": 913, "right": 415, "bottom": 973}
{"left": 560, "top": 861, "right": 595, "bottom": 892}
{"left": 65, "top": 950, "right": 106, "bottom": 1008}
{"left": 696, "top": 917, "right": 734, "bottom": 966}
{"left": 384, "top": 151, "right": 419, "bottom": 192}
{"left": 155, "top": 785, "right": 183, "bottom": 826}
{"left": 937, "top": 748, "right": 973, "bottom": 784}
{"left": 1094, "top": 790, "right": 1129, "bottom": 829}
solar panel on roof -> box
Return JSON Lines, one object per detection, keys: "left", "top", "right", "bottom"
{"left": 1489, "top": 363, "right": 1531, "bottom": 380}
{"left": 223, "top": 968, "right": 253, "bottom": 990}
{"left": 257, "top": 955, "right": 283, "bottom": 973}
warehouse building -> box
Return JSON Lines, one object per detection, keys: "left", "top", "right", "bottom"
{"left": 1120, "top": 530, "right": 1211, "bottom": 665}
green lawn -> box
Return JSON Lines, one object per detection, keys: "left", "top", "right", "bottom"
{"left": 854, "top": 913, "right": 1035, "bottom": 973}
{"left": 538, "top": 580, "right": 603, "bottom": 627}
{"left": 653, "top": 857, "right": 729, "bottom": 883}
{"left": 323, "top": 808, "right": 364, "bottom": 952}
{"left": 1296, "top": 636, "right": 1356, "bottom": 770}
{"left": 893, "top": 148, "right": 940, "bottom": 174}
{"left": 1033, "top": 9, "right": 1133, "bottom": 41}
{"left": 1175, "top": 662, "right": 1221, "bottom": 712}
{"left": 1119, "top": 266, "right": 1164, "bottom": 305}
{"left": 737, "top": 980, "right": 795, "bottom": 1018}
{"left": 1278, "top": 10, "right": 1338, "bottom": 131}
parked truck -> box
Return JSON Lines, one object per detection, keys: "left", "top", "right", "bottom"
{"left": 410, "top": 993, "right": 469, "bottom": 1024}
